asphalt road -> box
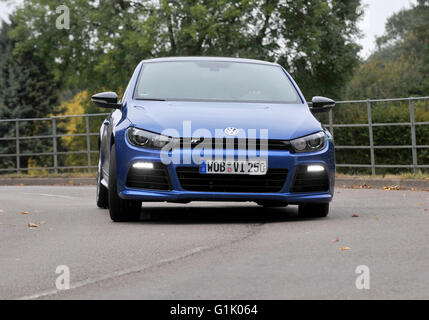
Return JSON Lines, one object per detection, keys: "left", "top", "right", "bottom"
{"left": 0, "top": 186, "right": 428, "bottom": 300}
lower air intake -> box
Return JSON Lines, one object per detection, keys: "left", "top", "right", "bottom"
{"left": 176, "top": 167, "right": 288, "bottom": 193}
{"left": 126, "top": 163, "right": 171, "bottom": 190}
{"left": 291, "top": 165, "right": 329, "bottom": 193}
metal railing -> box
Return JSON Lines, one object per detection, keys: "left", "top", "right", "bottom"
{"left": 0, "top": 113, "right": 109, "bottom": 174}
{"left": 324, "top": 97, "right": 429, "bottom": 174}
{"left": 0, "top": 97, "right": 428, "bottom": 175}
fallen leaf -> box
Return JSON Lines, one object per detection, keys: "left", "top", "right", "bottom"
{"left": 348, "top": 185, "right": 361, "bottom": 189}
{"left": 383, "top": 185, "right": 402, "bottom": 191}
{"left": 40, "top": 221, "right": 47, "bottom": 225}
{"left": 15, "top": 258, "right": 21, "bottom": 262}
{"left": 352, "top": 214, "right": 360, "bottom": 218}
{"left": 20, "top": 211, "right": 30, "bottom": 215}
{"left": 331, "top": 237, "right": 340, "bottom": 242}
{"left": 28, "top": 222, "right": 39, "bottom": 228}
{"left": 376, "top": 217, "right": 380, "bottom": 221}
{"left": 339, "top": 246, "right": 351, "bottom": 251}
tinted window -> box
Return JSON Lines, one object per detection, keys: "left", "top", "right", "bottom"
{"left": 135, "top": 61, "right": 302, "bottom": 104}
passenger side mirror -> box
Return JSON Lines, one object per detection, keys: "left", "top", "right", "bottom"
{"left": 91, "top": 92, "right": 122, "bottom": 109}
{"left": 310, "top": 96, "right": 335, "bottom": 113}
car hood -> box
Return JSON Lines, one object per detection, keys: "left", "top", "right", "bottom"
{"left": 126, "top": 101, "right": 322, "bottom": 140}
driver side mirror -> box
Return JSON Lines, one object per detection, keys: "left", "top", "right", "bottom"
{"left": 91, "top": 92, "right": 122, "bottom": 109}
{"left": 310, "top": 96, "right": 335, "bottom": 113}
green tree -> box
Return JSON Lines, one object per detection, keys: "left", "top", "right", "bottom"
{"left": 5, "top": 0, "right": 364, "bottom": 100}
{"left": 277, "top": 0, "right": 363, "bottom": 99}
{"left": 0, "top": 20, "right": 62, "bottom": 171}
{"left": 347, "top": 0, "right": 429, "bottom": 99}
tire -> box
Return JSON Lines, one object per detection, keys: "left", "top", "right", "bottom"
{"left": 108, "top": 144, "right": 141, "bottom": 222}
{"left": 298, "top": 203, "right": 329, "bottom": 218}
{"left": 96, "top": 157, "right": 109, "bottom": 209}
{"left": 256, "top": 200, "right": 288, "bottom": 208}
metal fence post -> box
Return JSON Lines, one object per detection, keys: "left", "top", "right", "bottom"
{"left": 15, "top": 120, "right": 20, "bottom": 174}
{"left": 367, "top": 99, "right": 376, "bottom": 175}
{"left": 328, "top": 109, "right": 334, "bottom": 138}
{"left": 85, "top": 115, "right": 91, "bottom": 173}
{"left": 409, "top": 97, "right": 418, "bottom": 174}
{"left": 52, "top": 118, "right": 58, "bottom": 174}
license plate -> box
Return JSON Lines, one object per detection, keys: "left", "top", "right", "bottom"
{"left": 200, "top": 160, "right": 267, "bottom": 175}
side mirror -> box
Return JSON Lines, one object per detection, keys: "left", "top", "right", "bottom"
{"left": 91, "top": 92, "right": 122, "bottom": 109}
{"left": 310, "top": 96, "right": 335, "bottom": 113}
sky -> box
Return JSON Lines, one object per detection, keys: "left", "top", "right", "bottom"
{"left": 0, "top": 0, "right": 417, "bottom": 58}
{"left": 359, "top": 0, "right": 416, "bottom": 57}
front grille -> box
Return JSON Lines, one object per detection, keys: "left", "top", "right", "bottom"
{"left": 176, "top": 167, "right": 288, "bottom": 193}
{"left": 291, "top": 166, "right": 329, "bottom": 193}
{"left": 176, "top": 138, "right": 290, "bottom": 151}
{"left": 126, "top": 163, "right": 171, "bottom": 190}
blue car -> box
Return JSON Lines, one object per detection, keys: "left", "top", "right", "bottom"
{"left": 92, "top": 57, "right": 335, "bottom": 222}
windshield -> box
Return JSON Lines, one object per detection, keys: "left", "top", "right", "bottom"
{"left": 134, "top": 61, "right": 302, "bottom": 104}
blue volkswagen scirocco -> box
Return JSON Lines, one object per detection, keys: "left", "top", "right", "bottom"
{"left": 92, "top": 57, "right": 335, "bottom": 222}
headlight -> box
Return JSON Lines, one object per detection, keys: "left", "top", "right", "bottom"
{"left": 290, "top": 131, "right": 326, "bottom": 153}
{"left": 127, "top": 127, "right": 173, "bottom": 149}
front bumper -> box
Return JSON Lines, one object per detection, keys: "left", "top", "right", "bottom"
{"left": 115, "top": 132, "right": 335, "bottom": 204}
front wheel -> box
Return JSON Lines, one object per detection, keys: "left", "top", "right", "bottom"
{"left": 298, "top": 203, "right": 329, "bottom": 218}
{"left": 108, "top": 144, "right": 141, "bottom": 222}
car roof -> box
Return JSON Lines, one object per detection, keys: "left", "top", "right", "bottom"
{"left": 140, "top": 56, "right": 279, "bottom": 66}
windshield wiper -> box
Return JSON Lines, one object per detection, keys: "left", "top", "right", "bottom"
{"left": 135, "top": 98, "right": 167, "bottom": 101}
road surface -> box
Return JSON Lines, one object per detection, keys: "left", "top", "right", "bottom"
{"left": 0, "top": 186, "right": 428, "bottom": 299}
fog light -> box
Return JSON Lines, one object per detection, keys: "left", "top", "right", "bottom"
{"left": 307, "top": 165, "right": 324, "bottom": 172}
{"left": 132, "top": 162, "right": 154, "bottom": 169}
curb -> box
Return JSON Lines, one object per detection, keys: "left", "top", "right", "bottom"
{"left": 0, "top": 177, "right": 96, "bottom": 186}
{"left": 0, "top": 177, "right": 427, "bottom": 190}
